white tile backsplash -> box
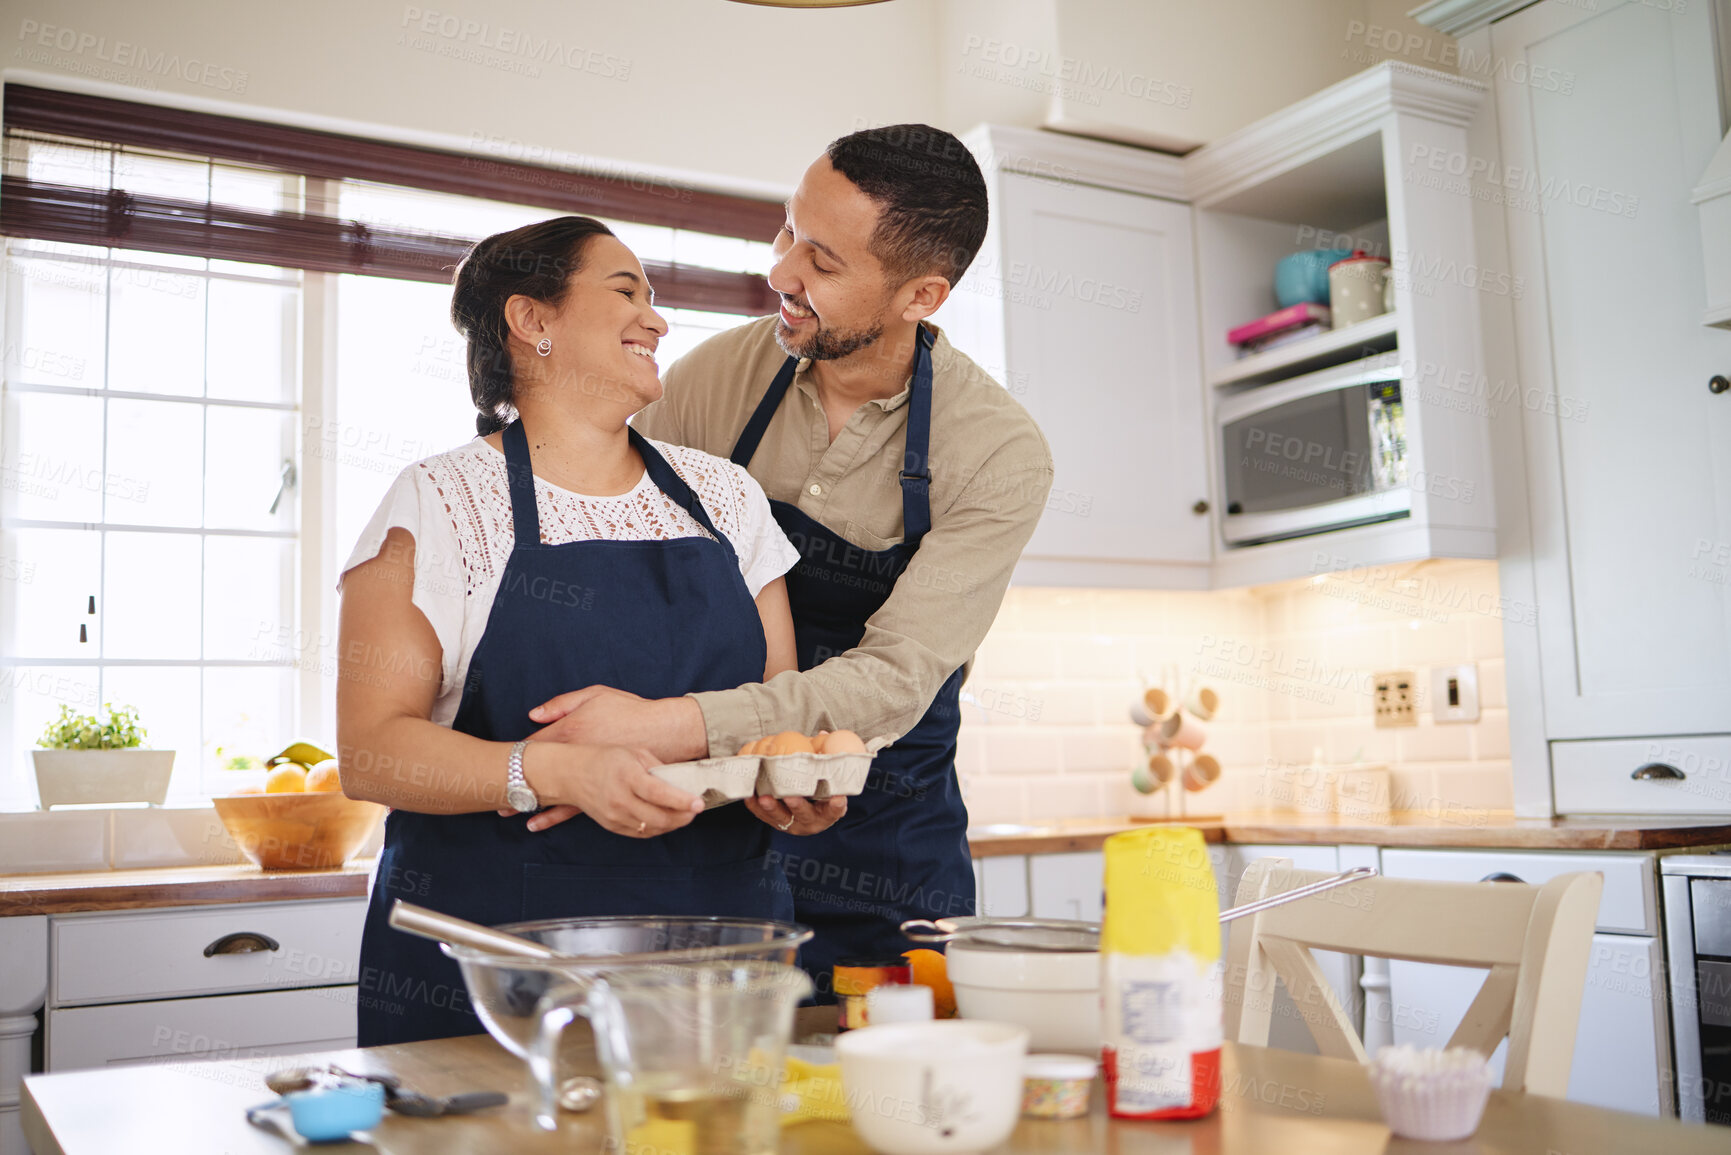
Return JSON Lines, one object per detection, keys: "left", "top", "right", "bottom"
{"left": 960, "top": 560, "right": 1513, "bottom": 825}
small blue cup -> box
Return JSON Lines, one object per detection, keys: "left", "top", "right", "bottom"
{"left": 285, "top": 1081, "right": 386, "bottom": 1143}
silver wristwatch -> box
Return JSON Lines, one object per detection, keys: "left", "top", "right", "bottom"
{"left": 505, "top": 739, "right": 539, "bottom": 814}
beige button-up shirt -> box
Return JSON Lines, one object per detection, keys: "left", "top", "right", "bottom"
{"left": 633, "top": 315, "right": 1053, "bottom": 755}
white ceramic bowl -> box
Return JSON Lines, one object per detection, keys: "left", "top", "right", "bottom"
{"left": 945, "top": 942, "right": 1101, "bottom": 1054}
{"left": 837, "top": 1020, "right": 1029, "bottom": 1155}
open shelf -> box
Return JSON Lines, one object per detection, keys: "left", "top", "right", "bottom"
{"left": 1209, "top": 311, "right": 1399, "bottom": 388}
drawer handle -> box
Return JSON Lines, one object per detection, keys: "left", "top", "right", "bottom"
{"left": 1480, "top": 872, "right": 1525, "bottom": 884}
{"left": 204, "top": 931, "right": 281, "bottom": 957}
{"left": 1631, "top": 762, "right": 1685, "bottom": 781}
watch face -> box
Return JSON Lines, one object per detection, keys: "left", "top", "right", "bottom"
{"left": 506, "top": 784, "right": 538, "bottom": 814}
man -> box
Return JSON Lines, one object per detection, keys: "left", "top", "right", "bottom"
{"left": 526, "top": 124, "right": 1053, "bottom": 998}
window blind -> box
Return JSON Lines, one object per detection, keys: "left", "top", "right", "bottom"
{"left": 0, "top": 85, "right": 781, "bottom": 313}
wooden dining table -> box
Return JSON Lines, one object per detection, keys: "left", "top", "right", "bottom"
{"left": 21, "top": 1007, "right": 1728, "bottom": 1154}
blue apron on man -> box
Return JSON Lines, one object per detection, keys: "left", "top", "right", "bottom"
{"left": 356, "top": 421, "right": 791, "bottom": 1045}
{"left": 729, "top": 325, "right": 974, "bottom": 1001}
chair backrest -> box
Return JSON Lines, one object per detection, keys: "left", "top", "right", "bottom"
{"left": 1223, "top": 858, "right": 1603, "bottom": 1097}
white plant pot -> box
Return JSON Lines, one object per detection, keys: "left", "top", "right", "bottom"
{"left": 32, "top": 749, "right": 176, "bottom": 808}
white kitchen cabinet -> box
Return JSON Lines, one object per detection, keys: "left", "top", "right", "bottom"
{"left": 49, "top": 898, "right": 363, "bottom": 1006}
{"left": 46, "top": 987, "right": 356, "bottom": 1071}
{"left": 42, "top": 899, "right": 366, "bottom": 1073}
{"left": 1381, "top": 847, "right": 1672, "bottom": 1115}
{"left": 947, "top": 128, "right": 1212, "bottom": 590}
{"left": 1189, "top": 65, "right": 1498, "bottom": 587}
{"left": 1027, "top": 851, "right": 1103, "bottom": 922}
{"left": 1490, "top": 0, "right": 1731, "bottom": 748}
{"left": 973, "top": 855, "right": 1031, "bottom": 919}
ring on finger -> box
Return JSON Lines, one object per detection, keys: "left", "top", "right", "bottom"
{"left": 777, "top": 817, "right": 794, "bottom": 832}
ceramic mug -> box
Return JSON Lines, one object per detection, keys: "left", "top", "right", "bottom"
{"left": 1183, "top": 686, "right": 1219, "bottom": 722}
{"left": 1159, "top": 708, "right": 1208, "bottom": 752}
{"left": 1328, "top": 253, "right": 1392, "bottom": 329}
{"left": 1132, "top": 752, "right": 1177, "bottom": 794}
{"left": 1142, "top": 687, "right": 1173, "bottom": 720}
{"left": 1183, "top": 752, "right": 1222, "bottom": 792}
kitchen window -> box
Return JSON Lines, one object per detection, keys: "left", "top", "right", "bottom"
{"left": 0, "top": 86, "right": 779, "bottom": 806}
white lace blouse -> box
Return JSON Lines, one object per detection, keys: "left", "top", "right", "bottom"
{"left": 340, "top": 437, "right": 799, "bottom": 727}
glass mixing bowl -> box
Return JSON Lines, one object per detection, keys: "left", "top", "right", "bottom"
{"left": 442, "top": 916, "right": 812, "bottom": 1060}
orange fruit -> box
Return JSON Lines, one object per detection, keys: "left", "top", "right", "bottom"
{"left": 903, "top": 948, "right": 956, "bottom": 1018}
{"left": 264, "top": 764, "right": 308, "bottom": 793}
{"left": 304, "top": 762, "right": 342, "bottom": 792}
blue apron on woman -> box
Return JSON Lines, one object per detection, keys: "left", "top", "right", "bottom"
{"left": 356, "top": 421, "right": 790, "bottom": 1045}
{"left": 729, "top": 325, "right": 974, "bottom": 1001}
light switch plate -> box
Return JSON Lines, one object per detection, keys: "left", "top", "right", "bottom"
{"left": 1373, "top": 670, "right": 1418, "bottom": 728}
{"left": 1431, "top": 663, "right": 1480, "bottom": 723}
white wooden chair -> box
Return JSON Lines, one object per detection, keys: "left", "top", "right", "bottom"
{"left": 1223, "top": 857, "right": 1603, "bottom": 1098}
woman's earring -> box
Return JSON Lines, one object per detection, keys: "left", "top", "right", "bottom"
{"left": 536, "top": 338, "right": 552, "bottom": 357}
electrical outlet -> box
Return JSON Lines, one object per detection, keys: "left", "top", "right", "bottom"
{"left": 1431, "top": 663, "right": 1481, "bottom": 723}
{"left": 1373, "top": 670, "right": 1418, "bottom": 727}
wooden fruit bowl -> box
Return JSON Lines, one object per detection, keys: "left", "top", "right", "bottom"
{"left": 212, "top": 791, "right": 386, "bottom": 871}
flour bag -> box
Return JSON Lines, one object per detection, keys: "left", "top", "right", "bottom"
{"left": 1101, "top": 826, "right": 1222, "bottom": 1119}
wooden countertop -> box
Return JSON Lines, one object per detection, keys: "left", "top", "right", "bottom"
{"left": 22, "top": 1007, "right": 1729, "bottom": 1155}
{"left": 5, "top": 809, "right": 1730, "bottom": 916}
{"left": 0, "top": 860, "right": 373, "bottom": 916}
{"left": 966, "top": 812, "right": 1731, "bottom": 855}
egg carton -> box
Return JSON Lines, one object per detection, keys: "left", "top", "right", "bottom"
{"left": 649, "top": 755, "right": 762, "bottom": 810}
{"left": 650, "top": 737, "right": 892, "bottom": 809}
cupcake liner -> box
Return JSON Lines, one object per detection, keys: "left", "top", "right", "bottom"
{"left": 1368, "top": 1047, "right": 1494, "bottom": 1142}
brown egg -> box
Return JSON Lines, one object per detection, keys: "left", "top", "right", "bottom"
{"left": 738, "top": 739, "right": 759, "bottom": 756}
{"left": 765, "top": 731, "right": 816, "bottom": 756}
{"left": 819, "top": 729, "right": 867, "bottom": 754}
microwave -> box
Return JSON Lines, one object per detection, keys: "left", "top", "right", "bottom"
{"left": 1216, "top": 355, "right": 1409, "bottom": 547}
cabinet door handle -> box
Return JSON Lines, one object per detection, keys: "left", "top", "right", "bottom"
{"left": 204, "top": 931, "right": 280, "bottom": 957}
{"left": 1631, "top": 762, "right": 1685, "bottom": 781}
{"left": 1710, "top": 374, "right": 1729, "bottom": 395}
{"left": 1480, "top": 872, "right": 1525, "bottom": 884}
{"left": 1192, "top": 500, "right": 1210, "bottom": 515}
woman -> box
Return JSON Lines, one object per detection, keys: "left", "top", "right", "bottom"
{"left": 339, "top": 216, "right": 835, "bottom": 1045}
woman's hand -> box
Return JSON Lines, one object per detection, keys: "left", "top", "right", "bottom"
{"left": 745, "top": 794, "right": 846, "bottom": 836}
{"left": 520, "top": 745, "right": 702, "bottom": 839}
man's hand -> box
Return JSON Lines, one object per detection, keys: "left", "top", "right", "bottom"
{"left": 528, "top": 687, "right": 707, "bottom": 762}
{"left": 745, "top": 794, "right": 847, "bottom": 836}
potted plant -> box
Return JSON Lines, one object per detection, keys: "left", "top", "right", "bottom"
{"left": 32, "top": 703, "right": 176, "bottom": 808}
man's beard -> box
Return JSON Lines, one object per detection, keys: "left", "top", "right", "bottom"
{"left": 774, "top": 313, "right": 884, "bottom": 361}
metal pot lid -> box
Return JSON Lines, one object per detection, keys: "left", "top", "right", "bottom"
{"left": 900, "top": 916, "right": 1100, "bottom": 952}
